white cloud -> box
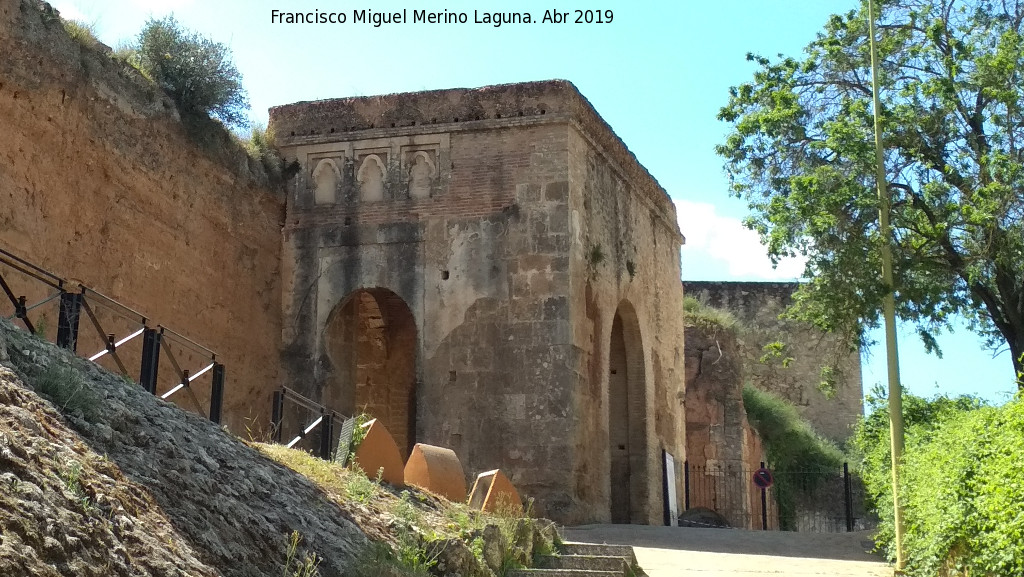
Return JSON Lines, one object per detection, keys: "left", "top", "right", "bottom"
{"left": 54, "top": 2, "right": 87, "bottom": 22}
{"left": 132, "top": 0, "right": 194, "bottom": 15}
{"left": 676, "top": 200, "right": 806, "bottom": 280}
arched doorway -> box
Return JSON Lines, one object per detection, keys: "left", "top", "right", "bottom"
{"left": 608, "top": 300, "right": 648, "bottom": 523}
{"left": 324, "top": 288, "right": 417, "bottom": 459}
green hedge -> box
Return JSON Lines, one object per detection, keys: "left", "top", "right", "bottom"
{"left": 851, "top": 390, "right": 1024, "bottom": 575}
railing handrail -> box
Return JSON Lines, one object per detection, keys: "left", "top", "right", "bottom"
{"left": 0, "top": 246, "right": 65, "bottom": 287}
{"left": 80, "top": 285, "right": 147, "bottom": 326}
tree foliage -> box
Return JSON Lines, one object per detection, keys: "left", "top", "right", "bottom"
{"left": 134, "top": 16, "right": 249, "bottom": 128}
{"left": 717, "top": 0, "right": 1024, "bottom": 381}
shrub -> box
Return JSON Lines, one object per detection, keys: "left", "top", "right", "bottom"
{"left": 743, "top": 384, "right": 843, "bottom": 471}
{"left": 244, "top": 122, "right": 284, "bottom": 180}
{"left": 742, "top": 384, "right": 843, "bottom": 529}
{"left": 62, "top": 19, "right": 98, "bottom": 48}
{"left": 133, "top": 16, "right": 248, "bottom": 127}
{"left": 899, "top": 400, "right": 1024, "bottom": 575}
{"left": 850, "top": 387, "right": 988, "bottom": 569}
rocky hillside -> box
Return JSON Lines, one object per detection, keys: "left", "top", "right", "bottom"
{"left": 0, "top": 318, "right": 555, "bottom": 577}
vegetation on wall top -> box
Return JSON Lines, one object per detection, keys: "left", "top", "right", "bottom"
{"left": 128, "top": 16, "right": 249, "bottom": 129}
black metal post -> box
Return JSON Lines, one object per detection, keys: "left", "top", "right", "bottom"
{"left": 56, "top": 291, "right": 83, "bottom": 351}
{"left": 761, "top": 461, "right": 768, "bottom": 531}
{"left": 683, "top": 460, "right": 691, "bottom": 510}
{"left": 15, "top": 295, "right": 36, "bottom": 334}
{"left": 139, "top": 327, "right": 161, "bottom": 394}
{"left": 209, "top": 363, "right": 225, "bottom": 424}
{"left": 319, "top": 411, "right": 333, "bottom": 459}
{"left": 271, "top": 389, "right": 284, "bottom": 443}
{"left": 844, "top": 462, "right": 855, "bottom": 532}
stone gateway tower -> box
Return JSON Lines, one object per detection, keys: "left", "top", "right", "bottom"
{"left": 269, "top": 81, "right": 687, "bottom": 524}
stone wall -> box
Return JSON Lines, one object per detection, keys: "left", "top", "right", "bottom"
{"left": 683, "top": 323, "right": 765, "bottom": 529}
{"left": 683, "top": 281, "right": 863, "bottom": 442}
{"left": 0, "top": 0, "right": 284, "bottom": 432}
{"left": 271, "top": 81, "right": 686, "bottom": 524}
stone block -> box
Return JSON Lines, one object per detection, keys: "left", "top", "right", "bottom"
{"left": 352, "top": 419, "right": 405, "bottom": 486}
{"left": 468, "top": 469, "right": 523, "bottom": 515}
{"left": 404, "top": 443, "right": 467, "bottom": 502}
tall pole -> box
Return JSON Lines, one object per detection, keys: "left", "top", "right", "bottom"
{"left": 867, "top": 0, "right": 907, "bottom": 571}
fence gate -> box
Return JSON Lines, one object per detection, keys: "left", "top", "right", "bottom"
{"left": 682, "top": 461, "right": 877, "bottom": 532}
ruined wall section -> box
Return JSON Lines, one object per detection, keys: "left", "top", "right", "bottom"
{"left": 683, "top": 324, "right": 765, "bottom": 529}
{"left": 683, "top": 281, "right": 863, "bottom": 442}
{"left": 0, "top": 0, "right": 283, "bottom": 432}
{"left": 567, "top": 124, "right": 686, "bottom": 525}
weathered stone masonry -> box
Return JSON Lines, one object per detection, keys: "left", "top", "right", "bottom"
{"left": 270, "top": 81, "right": 688, "bottom": 524}
{"left": 683, "top": 281, "right": 863, "bottom": 443}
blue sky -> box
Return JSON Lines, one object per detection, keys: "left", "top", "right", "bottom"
{"left": 57, "top": 0, "right": 1020, "bottom": 404}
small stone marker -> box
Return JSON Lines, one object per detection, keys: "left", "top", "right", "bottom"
{"left": 468, "top": 469, "right": 522, "bottom": 514}
{"left": 351, "top": 419, "right": 405, "bottom": 486}
{"left": 403, "top": 443, "right": 467, "bottom": 502}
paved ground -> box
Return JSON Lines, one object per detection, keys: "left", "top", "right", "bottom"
{"left": 563, "top": 525, "right": 893, "bottom": 576}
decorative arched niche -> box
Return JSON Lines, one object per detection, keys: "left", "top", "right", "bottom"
{"left": 312, "top": 158, "right": 341, "bottom": 205}
{"left": 357, "top": 155, "right": 387, "bottom": 202}
{"left": 407, "top": 151, "right": 436, "bottom": 199}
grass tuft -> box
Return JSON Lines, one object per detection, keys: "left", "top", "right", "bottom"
{"left": 34, "top": 364, "right": 100, "bottom": 422}
{"left": 683, "top": 296, "right": 739, "bottom": 332}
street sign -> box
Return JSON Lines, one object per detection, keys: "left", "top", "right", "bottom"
{"left": 753, "top": 467, "right": 774, "bottom": 489}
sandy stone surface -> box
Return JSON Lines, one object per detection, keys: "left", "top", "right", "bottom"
{"left": 564, "top": 524, "right": 892, "bottom": 577}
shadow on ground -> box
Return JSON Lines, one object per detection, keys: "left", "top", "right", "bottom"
{"left": 564, "top": 524, "right": 884, "bottom": 562}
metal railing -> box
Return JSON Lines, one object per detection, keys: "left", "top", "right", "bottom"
{"left": 0, "top": 245, "right": 225, "bottom": 423}
{"left": 271, "top": 386, "right": 348, "bottom": 460}
{"left": 682, "top": 460, "right": 877, "bottom": 532}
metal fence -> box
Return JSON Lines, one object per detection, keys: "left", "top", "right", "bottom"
{"left": 270, "top": 386, "right": 349, "bottom": 460}
{"left": 0, "top": 246, "right": 224, "bottom": 423}
{"left": 682, "top": 460, "right": 878, "bottom": 532}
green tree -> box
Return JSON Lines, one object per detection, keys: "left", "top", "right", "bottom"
{"left": 135, "top": 16, "right": 249, "bottom": 127}
{"left": 717, "top": 0, "right": 1024, "bottom": 382}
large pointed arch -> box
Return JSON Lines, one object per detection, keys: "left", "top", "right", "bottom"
{"left": 608, "top": 299, "right": 648, "bottom": 523}
{"left": 323, "top": 287, "right": 417, "bottom": 458}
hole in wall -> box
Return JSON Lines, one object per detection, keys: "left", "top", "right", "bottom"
{"left": 441, "top": 270, "right": 450, "bottom": 280}
{"left": 540, "top": 109, "right": 546, "bottom": 115}
{"left": 449, "top": 371, "right": 457, "bottom": 382}
{"left": 330, "top": 127, "right": 335, "bottom": 133}
{"left": 344, "top": 217, "right": 352, "bottom": 226}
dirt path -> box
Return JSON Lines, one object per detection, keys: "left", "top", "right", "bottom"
{"left": 563, "top": 525, "right": 892, "bottom": 576}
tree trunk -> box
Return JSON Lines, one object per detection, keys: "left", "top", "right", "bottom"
{"left": 1012, "top": 336, "right": 1024, "bottom": 390}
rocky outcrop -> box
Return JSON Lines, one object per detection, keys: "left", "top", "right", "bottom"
{"left": 0, "top": 318, "right": 367, "bottom": 576}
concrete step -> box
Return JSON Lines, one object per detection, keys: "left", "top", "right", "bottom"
{"left": 536, "top": 554, "right": 628, "bottom": 572}
{"left": 507, "top": 570, "right": 624, "bottom": 577}
{"left": 558, "top": 542, "right": 637, "bottom": 564}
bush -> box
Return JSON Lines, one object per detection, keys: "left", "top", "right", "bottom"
{"left": 850, "top": 388, "right": 989, "bottom": 572}
{"left": 901, "top": 400, "right": 1024, "bottom": 575}
{"left": 243, "top": 122, "right": 284, "bottom": 180}
{"left": 743, "top": 384, "right": 843, "bottom": 472}
{"left": 133, "top": 16, "right": 248, "bottom": 127}
{"left": 61, "top": 19, "right": 98, "bottom": 48}
{"left": 742, "top": 385, "right": 843, "bottom": 529}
